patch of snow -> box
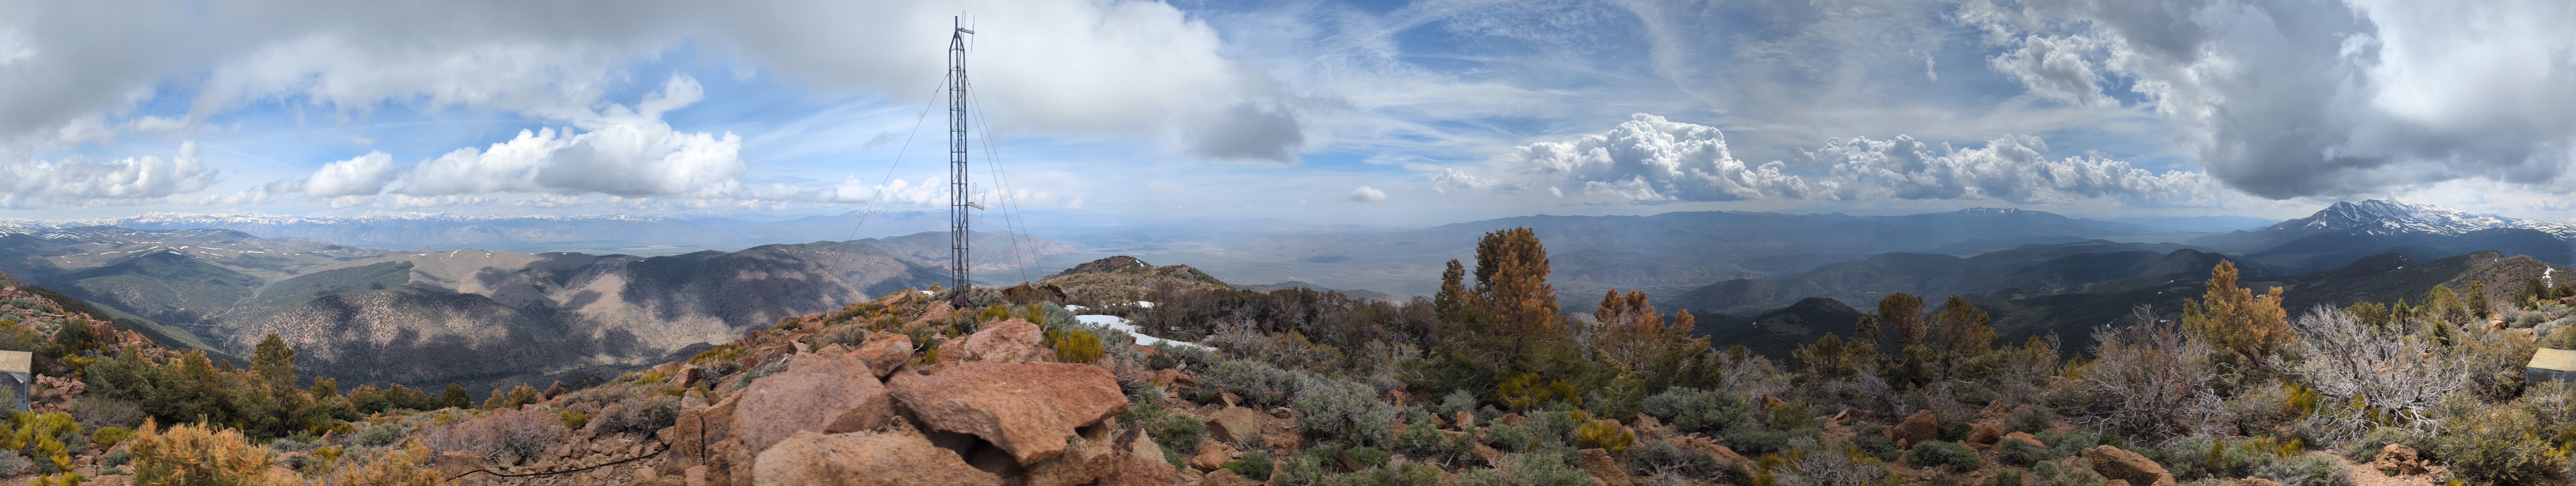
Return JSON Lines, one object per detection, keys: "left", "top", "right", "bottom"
{"left": 1074, "top": 314, "right": 1210, "bottom": 350}
{"left": 1063, "top": 305, "right": 1086, "bottom": 312}
{"left": 1133, "top": 301, "right": 1155, "bottom": 308}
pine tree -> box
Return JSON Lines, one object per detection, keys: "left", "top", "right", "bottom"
{"left": 1854, "top": 292, "right": 1926, "bottom": 353}
{"left": 441, "top": 384, "right": 473, "bottom": 410}
{"left": 250, "top": 334, "right": 297, "bottom": 391}
{"left": 1931, "top": 295, "right": 1995, "bottom": 359}
{"left": 2467, "top": 280, "right": 2490, "bottom": 320}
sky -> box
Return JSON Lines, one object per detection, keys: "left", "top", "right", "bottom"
{"left": 3, "top": 0, "right": 2574, "bottom": 227}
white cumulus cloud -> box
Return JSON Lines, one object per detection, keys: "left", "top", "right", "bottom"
{"left": 300, "top": 151, "right": 399, "bottom": 197}
{"left": 1468, "top": 113, "right": 2222, "bottom": 206}
{"left": 0, "top": 141, "right": 216, "bottom": 208}
{"left": 1347, "top": 186, "right": 1386, "bottom": 202}
{"left": 1502, "top": 114, "right": 1814, "bottom": 202}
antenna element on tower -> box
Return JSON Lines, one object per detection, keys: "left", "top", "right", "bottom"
{"left": 948, "top": 17, "right": 974, "bottom": 304}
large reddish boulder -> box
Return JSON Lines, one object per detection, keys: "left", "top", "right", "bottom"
{"left": 732, "top": 353, "right": 894, "bottom": 455}
{"left": 751, "top": 429, "right": 1000, "bottom": 486}
{"left": 949, "top": 319, "right": 1046, "bottom": 363}
{"left": 1889, "top": 410, "right": 1937, "bottom": 448}
{"left": 2084, "top": 445, "right": 2176, "bottom": 486}
{"left": 889, "top": 361, "right": 1127, "bottom": 465}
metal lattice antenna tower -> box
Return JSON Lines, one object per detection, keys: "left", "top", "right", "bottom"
{"left": 948, "top": 18, "right": 976, "bottom": 302}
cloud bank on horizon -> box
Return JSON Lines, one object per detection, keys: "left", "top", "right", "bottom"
{"left": 0, "top": 0, "right": 2571, "bottom": 223}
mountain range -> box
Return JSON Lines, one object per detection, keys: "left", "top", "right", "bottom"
{"left": 0, "top": 227, "right": 1072, "bottom": 389}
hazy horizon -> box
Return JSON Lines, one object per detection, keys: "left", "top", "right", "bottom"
{"left": 6, "top": 1, "right": 2575, "bottom": 227}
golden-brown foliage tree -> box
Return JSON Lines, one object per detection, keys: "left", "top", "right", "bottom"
{"left": 1477, "top": 228, "right": 1562, "bottom": 367}
{"left": 2180, "top": 261, "right": 2290, "bottom": 375}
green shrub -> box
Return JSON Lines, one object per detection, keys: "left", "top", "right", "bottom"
{"left": 1998, "top": 438, "right": 2048, "bottom": 467}
{"left": 1459, "top": 451, "right": 1591, "bottom": 486}
{"left": 1937, "top": 421, "right": 1972, "bottom": 443}
{"left": 2337, "top": 428, "right": 2417, "bottom": 462}
{"left": 1486, "top": 423, "right": 1538, "bottom": 453}
{"left": 1229, "top": 449, "right": 1276, "bottom": 480}
{"left": 1988, "top": 470, "right": 2025, "bottom": 486}
{"left": 1641, "top": 387, "right": 1747, "bottom": 434}
{"left": 100, "top": 449, "right": 125, "bottom": 467}
{"left": 2034, "top": 457, "right": 2107, "bottom": 486}
{"left": 89, "top": 427, "right": 133, "bottom": 450}
{"left": 1394, "top": 421, "right": 1461, "bottom": 460}
{"left": 2429, "top": 404, "right": 2562, "bottom": 485}
{"left": 0, "top": 450, "right": 26, "bottom": 476}
{"left": 1850, "top": 431, "right": 1901, "bottom": 462}
{"left": 1629, "top": 439, "right": 1717, "bottom": 477}
{"left": 1725, "top": 427, "right": 1817, "bottom": 455}
{"left": 1347, "top": 447, "right": 1390, "bottom": 468}
{"left": 1273, "top": 452, "right": 1325, "bottom": 486}
{"left": 1766, "top": 401, "right": 1815, "bottom": 431}
{"left": 1907, "top": 441, "right": 1982, "bottom": 473}
{"left": 1151, "top": 414, "right": 1207, "bottom": 456}
{"left": 351, "top": 423, "right": 403, "bottom": 448}
{"left": 2251, "top": 454, "right": 2345, "bottom": 486}
{"left": 1292, "top": 378, "right": 1397, "bottom": 448}
{"left": 1437, "top": 390, "right": 1479, "bottom": 416}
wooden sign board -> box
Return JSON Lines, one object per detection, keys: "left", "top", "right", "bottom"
{"left": 0, "top": 351, "right": 28, "bottom": 374}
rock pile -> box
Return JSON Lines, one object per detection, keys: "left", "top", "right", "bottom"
{"left": 660, "top": 321, "right": 1172, "bottom": 486}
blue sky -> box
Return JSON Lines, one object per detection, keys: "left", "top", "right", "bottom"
{"left": 5, "top": 0, "right": 2575, "bottom": 227}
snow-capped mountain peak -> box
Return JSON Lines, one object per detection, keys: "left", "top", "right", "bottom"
{"left": 2285, "top": 199, "right": 2576, "bottom": 238}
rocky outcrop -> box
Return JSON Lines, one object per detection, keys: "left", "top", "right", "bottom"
{"left": 889, "top": 361, "right": 1127, "bottom": 465}
{"left": 2083, "top": 445, "right": 2176, "bottom": 486}
{"left": 1098, "top": 428, "right": 1177, "bottom": 486}
{"left": 751, "top": 428, "right": 1001, "bottom": 486}
{"left": 731, "top": 353, "right": 893, "bottom": 455}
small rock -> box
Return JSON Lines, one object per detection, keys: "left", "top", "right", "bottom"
{"left": 1206, "top": 407, "right": 1267, "bottom": 444}
{"left": 1889, "top": 410, "right": 1937, "bottom": 448}
{"left": 1471, "top": 442, "right": 1505, "bottom": 468}
{"left": 1454, "top": 412, "right": 1474, "bottom": 430}
{"left": 1269, "top": 407, "right": 1294, "bottom": 419}
{"left": 2002, "top": 431, "right": 2045, "bottom": 448}
{"left": 1191, "top": 442, "right": 1238, "bottom": 472}
{"left": 436, "top": 451, "right": 486, "bottom": 479}
{"left": 1967, "top": 419, "right": 2005, "bottom": 445}
{"left": 2239, "top": 478, "right": 2284, "bottom": 486}
{"left": 1220, "top": 391, "right": 1243, "bottom": 408}
{"left": 1498, "top": 413, "right": 1524, "bottom": 427}
{"left": 2083, "top": 445, "right": 2176, "bottom": 486}
{"left": 855, "top": 332, "right": 913, "bottom": 378}
{"left": 1577, "top": 448, "right": 1635, "bottom": 486}
{"left": 2374, "top": 443, "right": 2430, "bottom": 476}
